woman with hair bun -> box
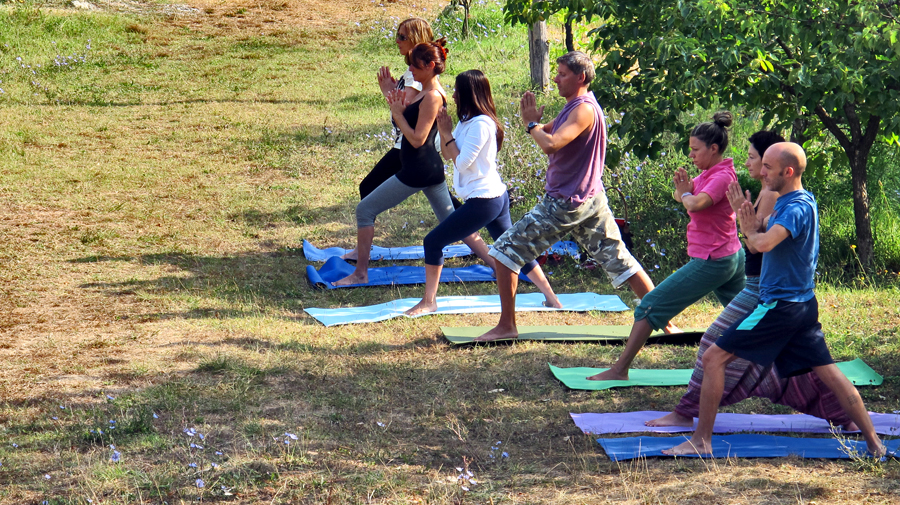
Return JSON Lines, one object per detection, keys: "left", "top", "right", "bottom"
{"left": 589, "top": 111, "right": 746, "bottom": 381}
{"left": 405, "top": 70, "right": 560, "bottom": 315}
{"left": 335, "top": 39, "right": 463, "bottom": 286}
{"left": 341, "top": 17, "right": 439, "bottom": 262}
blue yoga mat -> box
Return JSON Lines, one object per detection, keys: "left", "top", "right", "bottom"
{"left": 597, "top": 434, "right": 900, "bottom": 461}
{"left": 306, "top": 256, "right": 531, "bottom": 289}
{"left": 302, "top": 239, "right": 581, "bottom": 262}
{"left": 304, "top": 292, "right": 630, "bottom": 327}
{"left": 573, "top": 411, "right": 900, "bottom": 436}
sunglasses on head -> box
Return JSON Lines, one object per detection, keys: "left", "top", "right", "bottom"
{"left": 396, "top": 33, "right": 408, "bottom": 42}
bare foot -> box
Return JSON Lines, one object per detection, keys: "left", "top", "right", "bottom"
{"left": 661, "top": 437, "right": 712, "bottom": 456}
{"left": 868, "top": 442, "right": 887, "bottom": 458}
{"left": 405, "top": 299, "right": 437, "bottom": 316}
{"left": 842, "top": 421, "right": 859, "bottom": 432}
{"left": 340, "top": 248, "right": 359, "bottom": 261}
{"left": 332, "top": 272, "right": 368, "bottom": 286}
{"left": 664, "top": 322, "right": 682, "bottom": 334}
{"left": 473, "top": 325, "right": 518, "bottom": 342}
{"left": 645, "top": 412, "right": 694, "bottom": 427}
{"left": 586, "top": 368, "right": 628, "bottom": 381}
{"left": 542, "top": 295, "right": 562, "bottom": 309}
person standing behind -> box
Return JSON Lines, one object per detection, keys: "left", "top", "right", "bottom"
{"left": 475, "top": 51, "right": 668, "bottom": 342}
{"left": 588, "top": 112, "right": 745, "bottom": 380}
{"left": 663, "top": 142, "right": 885, "bottom": 457}
{"left": 405, "top": 70, "right": 559, "bottom": 315}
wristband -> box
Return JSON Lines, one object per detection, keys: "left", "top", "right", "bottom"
{"left": 445, "top": 138, "right": 456, "bottom": 147}
{"left": 681, "top": 192, "right": 693, "bottom": 199}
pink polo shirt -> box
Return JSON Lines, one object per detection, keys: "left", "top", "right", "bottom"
{"left": 686, "top": 158, "right": 741, "bottom": 259}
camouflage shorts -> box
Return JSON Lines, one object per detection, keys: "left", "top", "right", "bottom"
{"left": 489, "top": 193, "right": 642, "bottom": 287}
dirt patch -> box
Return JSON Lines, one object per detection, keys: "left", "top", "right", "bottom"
{"left": 76, "top": 0, "right": 447, "bottom": 37}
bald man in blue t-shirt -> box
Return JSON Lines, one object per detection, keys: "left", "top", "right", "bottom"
{"left": 664, "top": 142, "right": 886, "bottom": 457}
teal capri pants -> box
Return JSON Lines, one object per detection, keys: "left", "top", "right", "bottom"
{"left": 634, "top": 249, "right": 746, "bottom": 331}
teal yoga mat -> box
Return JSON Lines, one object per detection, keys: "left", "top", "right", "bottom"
{"left": 550, "top": 358, "right": 882, "bottom": 390}
{"left": 442, "top": 325, "right": 705, "bottom": 345}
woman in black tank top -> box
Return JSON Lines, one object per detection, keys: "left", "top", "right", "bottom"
{"left": 333, "top": 39, "right": 494, "bottom": 287}
{"left": 396, "top": 94, "right": 447, "bottom": 188}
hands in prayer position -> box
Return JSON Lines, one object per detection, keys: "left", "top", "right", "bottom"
{"left": 377, "top": 66, "right": 398, "bottom": 97}
{"left": 386, "top": 88, "right": 408, "bottom": 119}
{"left": 672, "top": 167, "right": 694, "bottom": 196}
{"left": 519, "top": 91, "right": 545, "bottom": 125}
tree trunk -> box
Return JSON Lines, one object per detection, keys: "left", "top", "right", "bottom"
{"left": 848, "top": 152, "right": 875, "bottom": 268}
{"left": 564, "top": 18, "right": 575, "bottom": 53}
{"left": 528, "top": 21, "right": 549, "bottom": 89}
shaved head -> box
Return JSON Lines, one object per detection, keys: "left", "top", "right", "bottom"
{"left": 760, "top": 142, "right": 807, "bottom": 193}
{"left": 767, "top": 142, "right": 807, "bottom": 175}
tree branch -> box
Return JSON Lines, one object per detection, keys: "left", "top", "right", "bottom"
{"left": 814, "top": 104, "right": 853, "bottom": 154}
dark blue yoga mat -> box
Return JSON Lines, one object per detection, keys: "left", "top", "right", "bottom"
{"left": 597, "top": 434, "right": 900, "bottom": 461}
{"left": 302, "top": 239, "right": 581, "bottom": 262}
{"left": 306, "top": 256, "right": 531, "bottom": 289}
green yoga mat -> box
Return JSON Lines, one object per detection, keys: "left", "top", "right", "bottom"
{"left": 550, "top": 358, "right": 882, "bottom": 390}
{"left": 442, "top": 325, "right": 705, "bottom": 345}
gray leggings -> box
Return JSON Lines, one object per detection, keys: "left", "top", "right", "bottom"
{"left": 356, "top": 175, "right": 454, "bottom": 228}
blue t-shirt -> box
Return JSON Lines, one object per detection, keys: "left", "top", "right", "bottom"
{"left": 759, "top": 190, "right": 819, "bottom": 303}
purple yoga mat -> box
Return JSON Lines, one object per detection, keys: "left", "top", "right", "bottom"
{"left": 571, "top": 411, "right": 900, "bottom": 436}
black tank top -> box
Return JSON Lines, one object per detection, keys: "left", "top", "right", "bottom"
{"left": 744, "top": 201, "right": 763, "bottom": 276}
{"left": 396, "top": 93, "right": 446, "bottom": 188}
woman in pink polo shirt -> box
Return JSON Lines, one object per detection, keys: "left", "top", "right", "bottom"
{"left": 588, "top": 111, "right": 746, "bottom": 381}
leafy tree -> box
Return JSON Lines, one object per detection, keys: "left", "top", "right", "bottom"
{"left": 503, "top": 0, "right": 900, "bottom": 268}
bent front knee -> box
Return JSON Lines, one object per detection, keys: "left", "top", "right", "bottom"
{"left": 701, "top": 345, "right": 732, "bottom": 370}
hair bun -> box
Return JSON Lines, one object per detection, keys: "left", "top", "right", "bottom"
{"left": 434, "top": 37, "right": 449, "bottom": 59}
{"left": 712, "top": 111, "right": 733, "bottom": 128}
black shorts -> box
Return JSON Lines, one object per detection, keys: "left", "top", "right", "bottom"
{"left": 716, "top": 296, "right": 834, "bottom": 377}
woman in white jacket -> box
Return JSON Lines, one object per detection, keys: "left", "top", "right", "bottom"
{"left": 405, "top": 70, "right": 559, "bottom": 315}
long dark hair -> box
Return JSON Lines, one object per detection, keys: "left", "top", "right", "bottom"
{"left": 454, "top": 69, "right": 504, "bottom": 150}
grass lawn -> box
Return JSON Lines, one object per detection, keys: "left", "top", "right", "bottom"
{"left": 0, "top": 0, "right": 898, "bottom": 503}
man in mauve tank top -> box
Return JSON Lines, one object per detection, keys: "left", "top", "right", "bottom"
{"left": 475, "top": 51, "right": 672, "bottom": 342}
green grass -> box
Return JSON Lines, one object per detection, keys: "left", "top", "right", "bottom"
{"left": 0, "top": 0, "right": 899, "bottom": 503}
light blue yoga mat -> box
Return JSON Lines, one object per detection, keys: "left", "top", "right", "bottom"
{"left": 574, "top": 411, "right": 900, "bottom": 436}
{"left": 306, "top": 256, "right": 530, "bottom": 289}
{"left": 597, "top": 434, "right": 900, "bottom": 461}
{"left": 304, "top": 292, "right": 630, "bottom": 327}
{"left": 302, "top": 239, "right": 581, "bottom": 262}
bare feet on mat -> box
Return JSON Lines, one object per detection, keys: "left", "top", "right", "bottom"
{"left": 473, "top": 325, "right": 518, "bottom": 342}
{"left": 340, "top": 248, "right": 359, "bottom": 261}
{"left": 586, "top": 368, "right": 628, "bottom": 381}
{"left": 405, "top": 299, "right": 437, "bottom": 316}
{"left": 662, "top": 438, "right": 712, "bottom": 456}
{"left": 333, "top": 272, "right": 367, "bottom": 286}
{"left": 663, "top": 322, "right": 682, "bottom": 334}
{"left": 868, "top": 442, "right": 888, "bottom": 458}
{"left": 542, "top": 294, "right": 562, "bottom": 309}
{"left": 645, "top": 412, "right": 694, "bottom": 427}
